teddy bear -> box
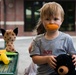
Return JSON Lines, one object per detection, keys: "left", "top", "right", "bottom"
{"left": 0, "top": 28, "right": 18, "bottom": 52}
{"left": 54, "top": 54, "right": 76, "bottom": 75}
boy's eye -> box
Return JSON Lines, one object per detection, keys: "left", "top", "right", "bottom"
{"left": 54, "top": 18, "right": 59, "bottom": 20}
{"left": 45, "top": 18, "right": 50, "bottom": 21}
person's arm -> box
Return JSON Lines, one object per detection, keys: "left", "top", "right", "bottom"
{"left": 28, "top": 42, "right": 33, "bottom": 53}
{"left": 32, "top": 55, "right": 57, "bottom": 69}
{"left": 66, "top": 35, "right": 76, "bottom": 66}
{"left": 72, "top": 55, "right": 76, "bottom": 66}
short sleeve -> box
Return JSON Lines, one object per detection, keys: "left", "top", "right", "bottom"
{"left": 67, "top": 35, "right": 76, "bottom": 55}
{"left": 30, "top": 39, "right": 41, "bottom": 57}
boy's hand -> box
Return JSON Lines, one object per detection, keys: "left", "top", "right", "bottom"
{"left": 72, "top": 55, "right": 76, "bottom": 66}
{"left": 47, "top": 55, "right": 57, "bottom": 69}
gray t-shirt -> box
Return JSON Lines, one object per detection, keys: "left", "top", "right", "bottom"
{"left": 30, "top": 32, "right": 76, "bottom": 75}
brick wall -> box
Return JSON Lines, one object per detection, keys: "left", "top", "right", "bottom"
{"left": 0, "top": 0, "right": 25, "bottom": 36}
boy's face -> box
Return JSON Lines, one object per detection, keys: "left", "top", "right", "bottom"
{"left": 42, "top": 14, "right": 63, "bottom": 32}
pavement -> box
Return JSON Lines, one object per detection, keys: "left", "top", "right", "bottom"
{"left": 0, "top": 36, "right": 76, "bottom": 75}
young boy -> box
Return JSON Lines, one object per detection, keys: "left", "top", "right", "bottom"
{"left": 29, "top": 2, "right": 76, "bottom": 75}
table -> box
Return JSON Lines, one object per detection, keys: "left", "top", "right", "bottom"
{"left": 0, "top": 52, "right": 19, "bottom": 75}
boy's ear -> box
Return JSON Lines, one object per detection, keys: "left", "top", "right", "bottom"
{"left": 13, "top": 28, "right": 18, "bottom": 36}
{"left": 0, "top": 29, "right": 6, "bottom": 36}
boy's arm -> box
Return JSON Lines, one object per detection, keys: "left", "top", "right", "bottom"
{"left": 32, "top": 55, "right": 48, "bottom": 64}
{"left": 32, "top": 55, "right": 57, "bottom": 69}
{"left": 72, "top": 55, "right": 76, "bottom": 66}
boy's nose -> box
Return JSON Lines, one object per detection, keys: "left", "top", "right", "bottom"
{"left": 49, "top": 20, "right": 54, "bottom": 24}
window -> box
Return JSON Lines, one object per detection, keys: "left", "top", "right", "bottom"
{"left": 24, "top": 0, "right": 75, "bottom": 32}
{"left": 24, "top": 1, "right": 41, "bottom": 31}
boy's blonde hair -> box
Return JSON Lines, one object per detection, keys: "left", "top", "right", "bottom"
{"left": 39, "top": 2, "right": 64, "bottom": 21}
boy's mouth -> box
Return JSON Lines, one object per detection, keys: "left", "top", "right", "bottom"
{"left": 45, "top": 24, "right": 59, "bottom": 31}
